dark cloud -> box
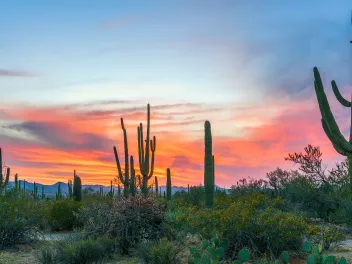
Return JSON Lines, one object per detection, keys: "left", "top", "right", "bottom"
{"left": 3, "top": 121, "right": 114, "bottom": 151}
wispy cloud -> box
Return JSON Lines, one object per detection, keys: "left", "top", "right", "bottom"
{"left": 0, "top": 69, "right": 37, "bottom": 77}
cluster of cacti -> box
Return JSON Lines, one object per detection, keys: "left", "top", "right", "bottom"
{"left": 73, "top": 170, "right": 82, "bottom": 201}
{"left": 313, "top": 68, "right": 352, "bottom": 190}
{"left": 166, "top": 168, "right": 171, "bottom": 201}
{"left": 0, "top": 147, "right": 10, "bottom": 195}
{"left": 189, "top": 230, "right": 229, "bottom": 264}
{"left": 301, "top": 241, "right": 347, "bottom": 264}
{"left": 113, "top": 104, "right": 158, "bottom": 197}
{"left": 204, "top": 120, "right": 215, "bottom": 208}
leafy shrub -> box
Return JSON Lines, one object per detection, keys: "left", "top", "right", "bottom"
{"left": 136, "top": 237, "right": 183, "bottom": 264}
{"left": 307, "top": 224, "right": 346, "bottom": 250}
{"left": 0, "top": 196, "right": 41, "bottom": 248}
{"left": 176, "top": 193, "right": 308, "bottom": 257}
{"left": 79, "top": 194, "right": 166, "bottom": 254}
{"left": 173, "top": 186, "right": 205, "bottom": 207}
{"left": 47, "top": 199, "right": 83, "bottom": 231}
{"left": 36, "top": 235, "right": 117, "bottom": 264}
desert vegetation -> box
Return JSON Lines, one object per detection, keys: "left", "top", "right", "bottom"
{"left": 1, "top": 67, "right": 352, "bottom": 263}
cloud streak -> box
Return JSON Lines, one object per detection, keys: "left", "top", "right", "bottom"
{"left": 0, "top": 69, "right": 37, "bottom": 77}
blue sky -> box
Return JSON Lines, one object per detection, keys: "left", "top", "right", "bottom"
{"left": 1, "top": 1, "right": 352, "bottom": 185}
{"left": 1, "top": 0, "right": 351, "bottom": 105}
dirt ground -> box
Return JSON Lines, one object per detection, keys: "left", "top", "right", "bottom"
{"left": 0, "top": 237, "right": 351, "bottom": 264}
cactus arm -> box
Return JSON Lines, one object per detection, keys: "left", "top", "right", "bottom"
{"left": 331, "top": 80, "right": 352, "bottom": 107}
{"left": 144, "top": 104, "right": 151, "bottom": 176}
{"left": 138, "top": 124, "right": 146, "bottom": 175}
{"left": 113, "top": 146, "right": 126, "bottom": 185}
{"left": 322, "top": 119, "right": 348, "bottom": 156}
{"left": 313, "top": 68, "right": 352, "bottom": 152}
{"left": 121, "top": 118, "right": 129, "bottom": 183}
{"left": 148, "top": 136, "right": 156, "bottom": 179}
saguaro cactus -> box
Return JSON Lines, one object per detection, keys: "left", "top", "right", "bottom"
{"left": 204, "top": 120, "right": 214, "bottom": 208}
{"left": 0, "top": 148, "right": 10, "bottom": 194}
{"left": 155, "top": 176, "right": 158, "bottom": 194}
{"left": 166, "top": 168, "right": 171, "bottom": 201}
{"left": 73, "top": 170, "right": 82, "bottom": 202}
{"left": 313, "top": 67, "right": 352, "bottom": 190}
{"left": 137, "top": 104, "right": 156, "bottom": 194}
{"left": 113, "top": 118, "right": 130, "bottom": 198}
{"left": 68, "top": 179, "right": 73, "bottom": 199}
{"left": 130, "top": 156, "right": 136, "bottom": 196}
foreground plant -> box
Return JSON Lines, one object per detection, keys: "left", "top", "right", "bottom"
{"left": 189, "top": 230, "right": 229, "bottom": 264}
{"left": 313, "top": 67, "right": 352, "bottom": 191}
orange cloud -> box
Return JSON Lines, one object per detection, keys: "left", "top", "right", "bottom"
{"left": 0, "top": 98, "right": 347, "bottom": 187}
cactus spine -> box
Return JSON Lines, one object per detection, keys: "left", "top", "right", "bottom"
{"left": 0, "top": 148, "right": 10, "bottom": 194}
{"left": 113, "top": 118, "right": 130, "bottom": 198}
{"left": 204, "top": 120, "right": 214, "bottom": 208}
{"left": 137, "top": 104, "right": 156, "bottom": 195}
{"left": 166, "top": 168, "right": 171, "bottom": 200}
{"left": 73, "top": 170, "right": 82, "bottom": 201}
{"left": 313, "top": 67, "right": 352, "bottom": 190}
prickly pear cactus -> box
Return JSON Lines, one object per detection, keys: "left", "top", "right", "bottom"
{"left": 303, "top": 241, "right": 312, "bottom": 253}
{"left": 280, "top": 251, "right": 289, "bottom": 264}
{"left": 188, "top": 230, "right": 229, "bottom": 264}
{"left": 238, "top": 248, "right": 250, "bottom": 263}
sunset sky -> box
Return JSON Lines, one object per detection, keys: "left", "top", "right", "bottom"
{"left": 1, "top": 1, "right": 352, "bottom": 187}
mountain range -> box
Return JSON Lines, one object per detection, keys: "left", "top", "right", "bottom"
{"left": 6, "top": 181, "right": 231, "bottom": 197}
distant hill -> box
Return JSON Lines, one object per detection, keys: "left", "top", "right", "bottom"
{"left": 6, "top": 181, "right": 231, "bottom": 197}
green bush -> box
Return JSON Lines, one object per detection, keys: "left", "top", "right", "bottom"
{"left": 136, "top": 237, "right": 183, "bottom": 264}
{"left": 47, "top": 199, "right": 83, "bottom": 231}
{"left": 36, "top": 235, "right": 117, "bottom": 264}
{"left": 79, "top": 194, "right": 166, "bottom": 254}
{"left": 0, "top": 196, "right": 41, "bottom": 248}
{"left": 176, "top": 193, "right": 308, "bottom": 257}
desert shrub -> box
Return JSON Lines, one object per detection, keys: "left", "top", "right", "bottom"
{"left": 136, "top": 237, "right": 184, "bottom": 264}
{"left": 173, "top": 186, "right": 205, "bottom": 207}
{"left": 47, "top": 199, "right": 83, "bottom": 231}
{"left": 0, "top": 196, "right": 41, "bottom": 248}
{"left": 36, "top": 235, "right": 117, "bottom": 264}
{"left": 80, "top": 194, "right": 166, "bottom": 254}
{"left": 176, "top": 193, "right": 308, "bottom": 258}
{"left": 307, "top": 224, "right": 346, "bottom": 250}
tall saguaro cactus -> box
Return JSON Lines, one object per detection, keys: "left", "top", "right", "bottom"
{"left": 313, "top": 67, "right": 352, "bottom": 190}
{"left": 113, "top": 118, "right": 130, "bottom": 198}
{"left": 204, "top": 121, "right": 214, "bottom": 208}
{"left": 0, "top": 148, "right": 10, "bottom": 195}
{"left": 138, "top": 104, "right": 156, "bottom": 194}
{"left": 166, "top": 168, "right": 171, "bottom": 201}
{"left": 73, "top": 170, "right": 82, "bottom": 202}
